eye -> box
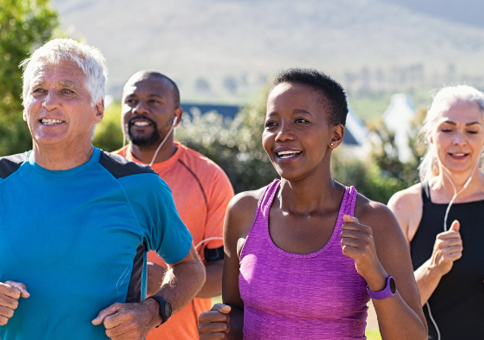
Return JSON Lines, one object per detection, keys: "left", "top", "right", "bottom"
{"left": 265, "top": 120, "right": 277, "bottom": 128}
{"left": 295, "top": 118, "right": 308, "bottom": 124}
{"left": 61, "top": 89, "right": 74, "bottom": 94}
{"left": 441, "top": 128, "right": 452, "bottom": 133}
{"left": 32, "top": 88, "right": 46, "bottom": 94}
{"left": 467, "top": 130, "right": 479, "bottom": 135}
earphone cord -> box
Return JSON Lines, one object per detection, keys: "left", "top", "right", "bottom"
{"left": 148, "top": 124, "right": 175, "bottom": 167}
{"left": 123, "top": 119, "right": 176, "bottom": 168}
{"left": 426, "top": 158, "right": 480, "bottom": 340}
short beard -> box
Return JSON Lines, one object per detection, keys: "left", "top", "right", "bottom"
{"left": 127, "top": 116, "right": 161, "bottom": 149}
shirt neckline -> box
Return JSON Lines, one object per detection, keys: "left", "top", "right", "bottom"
{"left": 28, "top": 147, "right": 100, "bottom": 178}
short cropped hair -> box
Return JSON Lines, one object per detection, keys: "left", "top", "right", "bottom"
{"left": 21, "top": 38, "right": 108, "bottom": 107}
{"left": 419, "top": 85, "right": 484, "bottom": 182}
{"left": 131, "top": 71, "right": 180, "bottom": 108}
{"left": 270, "top": 68, "right": 348, "bottom": 126}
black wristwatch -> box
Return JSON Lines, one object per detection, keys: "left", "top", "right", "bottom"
{"left": 149, "top": 295, "right": 172, "bottom": 327}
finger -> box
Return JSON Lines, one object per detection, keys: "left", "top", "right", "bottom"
{"left": 450, "top": 220, "right": 460, "bottom": 232}
{"left": 343, "top": 215, "right": 359, "bottom": 224}
{"left": 200, "top": 333, "right": 228, "bottom": 340}
{"left": 199, "top": 321, "right": 230, "bottom": 334}
{"left": 0, "top": 305, "right": 15, "bottom": 319}
{"left": 92, "top": 303, "right": 123, "bottom": 326}
{"left": 211, "top": 303, "right": 231, "bottom": 314}
{"left": 199, "top": 310, "right": 231, "bottom": 324}
{"left": 2, "top": 282, "right": 29, "bottom": 299}
{"left": 437, "top": 230, "right": 462, "bottom": 240}
{"left": 0, "top": 295, "right": 18, "bottom": 311}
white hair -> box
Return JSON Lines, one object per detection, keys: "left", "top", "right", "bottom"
{"left": 21, "top": 38, "right": 108, "bottom": 107}
{"left": 419, "top": 85, "right": 484, "bottom": 182}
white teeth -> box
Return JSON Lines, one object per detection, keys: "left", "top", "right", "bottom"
{"left": 41, "top": 119, "right": 63, "bottom": 125}
{"left": 277, "top": 150, "right": 301, "bottom": 158}
{"left": 451, "top": 153, "right": 466, "bottom": 157}
{"left": 133, "top": 121, "right": 150, "bottom": 126}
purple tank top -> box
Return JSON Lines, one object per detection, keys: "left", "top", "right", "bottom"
{"left": 239, "top": 179, "right": 370, "bottom": 340}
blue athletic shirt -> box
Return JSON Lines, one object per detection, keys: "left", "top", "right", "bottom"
{"left": 0, "top": 147, "right": 193, "bottom": 340}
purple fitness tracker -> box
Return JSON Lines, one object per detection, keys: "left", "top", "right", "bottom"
{"left": 367, "top": 275, "right": 396, "bottom": 299}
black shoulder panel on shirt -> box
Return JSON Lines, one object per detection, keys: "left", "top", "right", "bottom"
{"left": 0, "top": 152, "right": 29, "bottom": 179}
{"left": 99, "top": 151, "right": 156, "bottom": 179}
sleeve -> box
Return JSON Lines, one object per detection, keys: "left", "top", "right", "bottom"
{"left": 121, "top": 173, "right": 193, "bottom": 265}
{"left": 203, "top": 167, "right": 234, "bottom": 251}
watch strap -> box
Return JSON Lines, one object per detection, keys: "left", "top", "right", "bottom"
{"left": 149, "top": 295, "right": 172, "bottom": 327}
{"left": 367, "top": 275, "right": 396, "bottom": 300}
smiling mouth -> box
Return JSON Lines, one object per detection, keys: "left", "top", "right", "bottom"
{"left": 449, "top": 152, "right": 469, "bottom": 158}
{"left": 276, "top": 150, "right": 302, "bottom": 159}
{"left": 40, "top": 119, "right": 64, "bottom": 126}
{"left": 132, "top": 121, "right": 151, "bottom": 127}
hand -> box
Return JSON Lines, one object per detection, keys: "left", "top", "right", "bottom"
{"left": 147, "top": 262, "right": 166, "bottom": 296}
{"left": 199, "top": 303, "right": 231, "bottom": 339}
{"left": 341, "top": 215, "right": 387, "bottom": 290}
{"left": 0, "top": 281, "right": 30, "bottom": 326}
{"left": 92, "top": 298, "right": 161, "bottom": 340}
{"left": 429, "top": 220, "right": 462, "bottom": 277}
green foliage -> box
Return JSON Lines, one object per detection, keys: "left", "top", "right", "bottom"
{"left": 175, "top": 90, "right": 277, "bottom": 193}
{"left": 331, "top": 150, "right": 406, "bottom": 204}
{"left": 0, "top": 0, "right": 59, "bottom": 156}
{"left": 92, "top": 101, "right": 124, "bottom": 152}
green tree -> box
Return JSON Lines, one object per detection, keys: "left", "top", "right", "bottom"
{"left": 92, "top": 101, "right": 124, "bottom": 152}
{"left": 0, "top": 0, "right": 59, "bottom": 156}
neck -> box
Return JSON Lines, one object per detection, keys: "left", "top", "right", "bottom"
{"left": 32, "top": 143, "right": 94, "bottom": 170}
{"left": 278, "top": 169, "right": 342, "bottom": 215}
{"left": 434, "top": 166, "right": 483, "bottom": 197}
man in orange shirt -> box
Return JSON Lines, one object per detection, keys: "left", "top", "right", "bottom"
{"left": 115, "top": 70, "right": 234, "bottom": 340}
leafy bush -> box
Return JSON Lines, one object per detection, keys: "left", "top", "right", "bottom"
{"left": 0, "top": 0, "right": 59, "bottom": 156}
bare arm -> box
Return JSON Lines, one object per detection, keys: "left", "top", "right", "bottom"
{"left": 196, "top": 259, "right": 224, "bottom": 298}
{"left": 199, "top": 191, "right": 260, "bottom": 340}
{"left": 343, "top": 198, "right": 427, "bottom": 340}
{"left": 93, "top": 245, "right": 205, "bottom": 339}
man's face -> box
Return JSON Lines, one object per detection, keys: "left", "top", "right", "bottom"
{"left": 122, "top": 76, "right": 179, "bottom": 148}
{"left": 23, "top": 60, "right": 103, "bottom": 148}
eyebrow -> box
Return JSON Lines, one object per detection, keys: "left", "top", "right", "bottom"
{"left": 293, "top": 109, "right": 312, "bottom": 115}
{"left": 441, "top": 120, "right": 482, "bottom": 126}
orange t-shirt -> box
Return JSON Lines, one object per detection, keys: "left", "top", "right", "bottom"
{"left": 115, "top": 142, "right": 234, "bottom": 340}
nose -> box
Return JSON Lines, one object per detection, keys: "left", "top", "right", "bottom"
{"left": 133, "top": 100, "right": 149, "bottom": 115}
{"left": 275, "top": 121, "right": 294, "bottom": 142}
{"left": 453, "top": 131, "right": 466, "bottom": 146}
{"left": 42, "top": 90, "right": 58, "bottom": 111}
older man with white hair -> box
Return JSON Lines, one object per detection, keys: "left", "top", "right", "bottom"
{"left": 0, "top": 38, "right": 205, "bottom": 340}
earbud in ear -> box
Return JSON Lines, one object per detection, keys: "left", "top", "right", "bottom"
{"left": 172, "top": 117, "right": 178, "bottom": 126}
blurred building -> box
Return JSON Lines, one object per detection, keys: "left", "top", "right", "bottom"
{"left": 382, "top": 94, "right": 416, "bottom": 162}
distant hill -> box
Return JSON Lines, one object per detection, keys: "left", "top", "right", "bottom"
{"left": 52, "top": 0, "right": 484, "bottom": 103}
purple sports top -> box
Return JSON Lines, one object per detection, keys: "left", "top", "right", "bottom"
{"left": 239, "top": 179, "right": 370, "bottom": 339}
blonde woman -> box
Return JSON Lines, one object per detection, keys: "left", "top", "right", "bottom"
{"left": 389, "top": 85, "right": 484, "bottom": 339}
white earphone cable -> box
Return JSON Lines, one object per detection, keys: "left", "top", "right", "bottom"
{"left": 426, "top": 158, "right": 479, "bottom": 340}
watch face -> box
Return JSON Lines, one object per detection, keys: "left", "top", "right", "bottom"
{"left": 165, "top": 302, "right": 172, "bottom": 318}
{"left": 389, "top": 277, "right": 396, "bottom": 294}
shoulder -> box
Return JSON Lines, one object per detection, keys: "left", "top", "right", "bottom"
{"left": 387, "top": 183, "right": 422, "bottom": 214}
{"left": 354, "top": 193, "right": 397, "bottom": 228}
{"left": 0, "top": 152, "right": 29, "bottom": 179}
{"left": 98, "top": 150, "right": 156, "bottom": 179}
{"left": 226, "top": 187, "right": 266, "bottom": 235}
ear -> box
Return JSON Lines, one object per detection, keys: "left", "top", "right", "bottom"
{"left": 428, "top": 131, "right": 434, "bottom": 145}
{"left": 173, "top": 107, "right": 183, "bottom": 127}
{"left": 94, "top": 99, "right": 104, "bottom": 123}
{"left": 328, "top": 124, "right": 345, "bottom": 149}
{"left": 23, "top": 110, "right": 27, "bottom": 122}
